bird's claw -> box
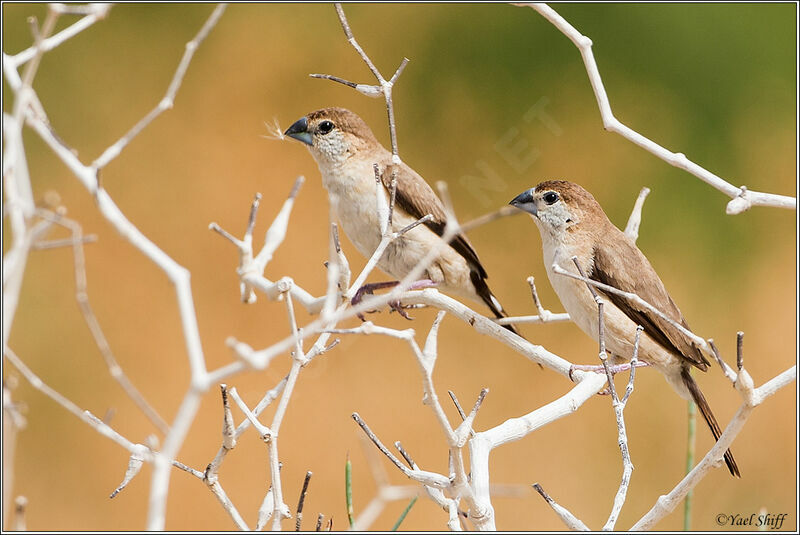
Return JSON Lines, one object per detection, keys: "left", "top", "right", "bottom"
{"left": 350, "top": 280, "right": 436, "bottom": 321}
{"left": 350, "top": 281, "right": 401, "bottom": 322}
{"left": 389, "top": 300, "right": 414, "bottom": 320}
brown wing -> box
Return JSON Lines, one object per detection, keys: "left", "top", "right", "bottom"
{"left": 590, "top": 231, "right": 709, "bottom": 370}
{"left": 381, "top": 162, "right": 487, "bottom": 279}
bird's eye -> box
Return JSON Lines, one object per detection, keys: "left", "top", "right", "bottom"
{"left": 543, "top": 191, "right": 559, "bottom": 205}
{"left": 318, "top": 120, "right": 334, "bottom": 134}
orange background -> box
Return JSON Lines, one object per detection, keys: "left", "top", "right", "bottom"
{"left": 2, "top": 4, "right": 796, "bottom": 531}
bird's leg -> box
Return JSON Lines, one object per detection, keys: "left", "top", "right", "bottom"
{"left": 351, "top": 279, "right": 437, "bottom": 321}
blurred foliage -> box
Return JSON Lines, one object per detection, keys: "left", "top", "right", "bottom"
{"left": 2, "top": 3, "right": 796, "bottom": 531}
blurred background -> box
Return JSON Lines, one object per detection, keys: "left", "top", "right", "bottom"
{"left": 2, "top": 3, "right": 796, "bottom": 531}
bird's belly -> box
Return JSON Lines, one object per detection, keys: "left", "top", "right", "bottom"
{"left": 385, "top": 224, "right": 475, "bottom": 298}
{"left": 324, "top": 176, "right": 384, "bottom": 261}
{"left": 334, "top": 198, "right": 383, "bottom": 260}
{"left": 328, "top": 186, "right": 474, "bottom": 296}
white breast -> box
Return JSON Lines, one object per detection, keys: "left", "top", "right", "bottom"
{"left": 320, "top": 159, "right": 384, "bottom": 261}
{"left": 541, "top": 233, "right": 599, "bottom": 340}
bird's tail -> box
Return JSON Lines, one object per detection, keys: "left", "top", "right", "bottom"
{"left": 680, "top": 367, "right": 740, "bottom": 478}
{"left": 470, "top": 271, "right": 520, "bottom": 337}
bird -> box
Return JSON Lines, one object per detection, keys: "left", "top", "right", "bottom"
{"left": 283, "top": 107, "right": 517, "bottom": 333}
{"left": 509, "top": 180, "right": 739, "bottom": 477}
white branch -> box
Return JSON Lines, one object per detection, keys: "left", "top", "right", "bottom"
{"left": 624, "top": 187, "right": 650, "bottom": 242}
{"left": 632, "top": 363, "right": 795, "bottom": 530}
{"left": 6, "top": 4, "right": 111, "bottom": 69}
{"left": 92, "top": 4, "right": 227, "bottom": 169}
{"left": 518, "top": 3, "right": 795, "bottom": 214}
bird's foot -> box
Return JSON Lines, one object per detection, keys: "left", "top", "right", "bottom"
{"left": 568, "top": 361, "right": 650, "bottom": 383}
{"left": 350, "top": 279, "right": 437, "bottom": 321}
{"left": 388, "top": 299, "right": 414, "bottom": 320}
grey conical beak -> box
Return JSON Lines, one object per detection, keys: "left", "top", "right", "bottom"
{"left": 284, "top": 117, "right": 313, "bottom": 146}
{"left": 509, "top": 189, "right": 537, "bottom": 215}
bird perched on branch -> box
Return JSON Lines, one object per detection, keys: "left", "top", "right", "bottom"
{"left": 284, "top": 107, "right": 517, "bottom": 333}
{"left": 509, "top": 180, "right": 739, "bottom": 477}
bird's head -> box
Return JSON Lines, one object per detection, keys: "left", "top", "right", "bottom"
{"left": 509, "top": 180, "right": 602, "bottom": 236}
{"left": 284, "top": 107, "right": 379, "bottom": 166}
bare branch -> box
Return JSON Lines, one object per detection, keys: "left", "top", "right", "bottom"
{"left": 92, "top": 4, "right": 227, "bottom": 169}
{"left": 110, "top": 445, "right": 148, "bottom": 499}
{"left": 35, "top": 209, "right": 170, "bottom": 435}
{"left": 518, "top": 3, "right": 795, "bottom": 214}
{"left": 313, "top": 3, "right": 411, "bottom": 161}
{"left": 8, "top": 4, "right": 111, "bottom": 68}
{"left": 13, "top": 496, "right": 27, "bottom": 531}
{"left": 532, "top": 483, "right": 590, "bottom": 531}
{"left": 351, "top": 413, "right": 450, "bottom": 489}
{"left": 624, "top": 187, "right": 650, "bottom": 242}
{"left": 295, "top": 471, "right": 312, "bottom": 531}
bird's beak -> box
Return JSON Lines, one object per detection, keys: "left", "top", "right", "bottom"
{"left": 284, "top": 117, "right": 313, "bottom": 146}
{"left": 509, "top": 189, "right": 537, "bottom": 216}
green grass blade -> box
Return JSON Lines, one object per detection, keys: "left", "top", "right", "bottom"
{"left": 346, "top": 453, "right": 354, "bottom": 527}
{"left": 391, "top": 496, "right": 418, "bottom": 531}
{"left": 683, "top": 400, "right": 696, "bottom": 531}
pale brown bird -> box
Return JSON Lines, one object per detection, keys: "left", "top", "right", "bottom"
{"left": 510, "top": 180, "right": 739, "bottom": 477}
{"left": 284, "top": 107, "right": 517, "bottom": 333}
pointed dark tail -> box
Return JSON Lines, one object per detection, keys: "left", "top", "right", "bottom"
{"left": 470, "top": 271, "right": 520, "bottom": 336}
{"left": 681, "top": 367, "right": 740, "bottom": 478}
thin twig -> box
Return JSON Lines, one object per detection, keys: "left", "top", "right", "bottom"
{"left": 532, "top": 483, "right": 590, "bottom": 531}
{"left": 13, "top": 496, "right": 27, "bottom": 531}
{"left": 736, "top": 331, "right": 744, "bottom": 370}
{"left": 318, "top": 3, "right": 410, "bottom": 160}
{"left": 295, "top": 471, "right": 312, "bottom": 531}
{"left": 36, "top": 209, "right": 170, "bottom": 434}
{"left": 602, "top": 327, "right": 641, "bottom": 530}
{"left": 92, "top": 4, "right": 227, "bottom": 169}
{"left": 624, "top": 187, "right": 650, "bottom": 242}
{"left": 351, "top": 413, "right": 408, "bottom": 474}
{"left": 448, "top": 391, "right": 467, "bottom": 421}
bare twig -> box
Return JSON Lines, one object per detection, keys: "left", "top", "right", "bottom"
{"left": 315, "top": 513, "right": 324, "bottom": 531}
{"left": 448, "top": 390, "right": 468, "bottom": 421}
{"left": 36, "top": 209, "right": 170, "bottom": 434}
{"left": 532, "top": 483, "right": 590, "bottom": 531}
{"left": 602, "top": 326, "right": 642, "bottom": 530}
{"left": 3, "top": 381, "right": 25, "bottom": 529}
{"left": 295, "top": 471, "right": 312, "bottom": 531}
{"left": 624, "top": 187, "right": 650, "bottom": 242}
{"left": 736, "top": 331, "right": 744, "bottom": 371}
{"left": 497, "top": 275, "right": 571, "bottom": 326}
{"left": 7, "top": 4, "right": 111, "bottom": 69}
{"left": 92, "top": 4, "right": 227, "bottom": 169}
{"left": 110, "top": 445, "right": 148, "bottom": 499}
{"left": 519, "top": 3, "right": 795, "bottom": 214}
{"left": 352, "top": 413, "right": 411, "bottom": 475}
{"left": 3, "top": 346, "right": 149, "bottom": 456}
{"left": 13, "top": 496, "right": 27, "bottom": 531}
{"left": 708, "top": 339, "right": 737, "bottom": 383}
{"left": 339, "top": 5, "right": 405, "bottom": 159}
